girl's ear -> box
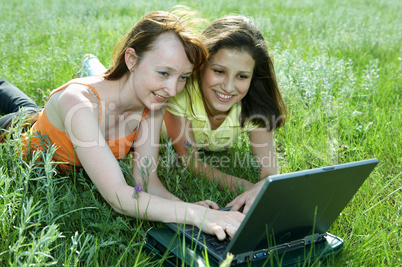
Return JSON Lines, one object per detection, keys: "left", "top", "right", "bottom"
{"left": 125, "top": 47, "right": 137, "bottom": 72}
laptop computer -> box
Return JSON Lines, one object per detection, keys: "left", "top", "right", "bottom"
{"left": 145, "top": 158, "right": 379, "bottom": 266}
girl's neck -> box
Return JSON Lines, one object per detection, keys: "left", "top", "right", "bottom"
{"left": 115, "top": 74, "right": 143, "bottom": 114}
{"left": 202, "top": 98, "right": 228, "bottom": 130}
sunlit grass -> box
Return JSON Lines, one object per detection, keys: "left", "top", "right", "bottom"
{"left": 1, "top": 0, "right": 401, "bottom": 265}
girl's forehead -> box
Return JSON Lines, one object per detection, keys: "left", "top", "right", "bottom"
{"left": 142, "top": 33, "right": 193, "bottom": 72}
{"left": 209, "top": 48, "right": 254, "bottom": 67}
{"left": 142, "top": 33, "right": 179, "bottom": 58}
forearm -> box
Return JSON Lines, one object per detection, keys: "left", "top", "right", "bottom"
{"left": 146, "top": 180, "right": 182, "bottom": 202}
{"left": 259, "top": 167, "right": 278, "bottom": 180}
{"left": 108, "top": 184, "right": 204, "bottom": 224}
{"left": 256, "top": 154, "right": 279, "bottom": 180}
{"left": 185, "top": 155, "right": 253, "bottom": 193}
{"left": 104, "top": 180, "right": 245, "bottom": 240}
{"left": 250, "top": 128, "right": 279, "bottom": 180}
{"left": 134, "top": 173, "right": 182, "bottom": 202}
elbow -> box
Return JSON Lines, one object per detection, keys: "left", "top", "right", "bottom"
{"left": 103, "top": 194, "right": 132, "bottom": 217}
{"left": 108, "top": 198, "right": 142, "bottom": 219}
{"left": 111, "top": 205, "right": 124, "bottom": 215}
{"left": 104, "top": 197, "right": 125, "bottom": 215}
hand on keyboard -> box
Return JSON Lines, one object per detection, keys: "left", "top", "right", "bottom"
{"left": 193, "top": 199, "right": 220, "bottom": 209}
{"left": 226, "top": 180, "right": 265, "bottom": 214}
{"left": 195, "top": 208, "right": 244, "bottom": 241}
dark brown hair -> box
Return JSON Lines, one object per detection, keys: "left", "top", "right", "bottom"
{"left": 200, "top": 15, "right": 287, "bottom": 130}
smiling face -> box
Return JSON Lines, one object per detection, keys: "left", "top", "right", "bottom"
{"left": 201, "top": 48, "right": 255, "bottom": 118}
{"left": 128, "top": 32, "right": 194, "bottom": 110}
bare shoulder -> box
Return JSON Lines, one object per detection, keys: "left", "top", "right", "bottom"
{"left": 46, "top": 80, "right": 102, "bottom": 130}
{"left": 60, "top": 81, "right": 99, "bottom": 104}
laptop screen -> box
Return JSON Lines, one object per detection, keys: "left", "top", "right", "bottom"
{"left": 227, "top": 159, "right": 378, "bottom": 254}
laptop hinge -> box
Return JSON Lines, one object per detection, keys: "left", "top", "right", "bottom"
{"left": 231, "top": 233, "right": 327, "bottom": 265}
{"left": 304, "top": 232, "right": 326, "bottom": 245}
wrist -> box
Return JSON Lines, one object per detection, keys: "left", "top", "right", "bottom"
{"left": 227, "top": 176, "right": 251, "bottom": 192}
{"left": 170, "top": 195, "right": 183, "bottom": 202}
{"left": 184, "top": 203, "right": 207, "bottom": 228}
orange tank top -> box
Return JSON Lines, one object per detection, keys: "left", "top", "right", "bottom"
{"left": 22, "top": 82, "right": 148, "bottom": 172}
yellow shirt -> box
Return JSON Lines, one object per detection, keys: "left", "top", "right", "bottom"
{"left": 164, "top": 86, "right": 258, "bottom": 151}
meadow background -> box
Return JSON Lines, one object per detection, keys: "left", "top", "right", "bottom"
{"left": 1, "top": 0, "right": 401, "bottom": 265}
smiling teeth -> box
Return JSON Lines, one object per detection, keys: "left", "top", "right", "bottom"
{"left": 216, "top": 92, "right": 232, "bottom": 99}
{"left": 153, "top": 93, "right": 166, "bottom": 100}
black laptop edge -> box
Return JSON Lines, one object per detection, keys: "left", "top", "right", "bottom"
{"left": 148, "top": 158, "right": 378, "bottom": 266}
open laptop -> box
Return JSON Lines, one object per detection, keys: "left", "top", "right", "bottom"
{"left": 145, "top": 158, "right": 379, "bottom": 266}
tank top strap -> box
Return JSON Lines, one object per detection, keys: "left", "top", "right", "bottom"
{"left": 48, "top": 82, "right": 103, "bottom": 124}
{"left": 132, "top": 108, "right": 149, "bottom": 144}
{"left": 141, "top": 108, "right": 149, "bottom": 120}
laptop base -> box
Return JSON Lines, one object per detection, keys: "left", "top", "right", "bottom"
{"left": 144, "top": 227, "right": 344, "bottom": 267}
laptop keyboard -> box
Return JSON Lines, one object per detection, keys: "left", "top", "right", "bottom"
{"left": 184, "top": 228, "right": 230, "bottom": 255}
{"left": 169, "top": 224, "right": 328, "bottom": 263}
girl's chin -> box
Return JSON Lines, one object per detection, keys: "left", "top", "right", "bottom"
{"left": 148, "top": 102, "right": 166, "bottom": 110}
{"left": 209, "top": 104, "right": 232, "bottom": 116}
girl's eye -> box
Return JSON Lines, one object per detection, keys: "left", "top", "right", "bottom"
{"left": 179, "top": 75, "right": 190, "bottom": 82}
{"left": 213, "top": 69, "right": 224, "bottom": 74}
{"left": 238, "top": 74, "right": 249, "bottom": 79}
{"left": 158, "top": 71, "right": 169, "bottom": 77}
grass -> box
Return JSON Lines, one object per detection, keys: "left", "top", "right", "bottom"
{"left": 1, "top": 0, "right": 401, "bottom": 265}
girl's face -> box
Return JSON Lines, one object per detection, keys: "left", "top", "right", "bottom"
{"left": 128, "top": 32, "right": 194, "bottom": 111}
{"left": 201, "top": 48, "right": 255, "bottom": 117}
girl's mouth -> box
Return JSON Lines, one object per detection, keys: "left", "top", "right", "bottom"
{"left": 152, "top": 92, "right": 167, "bottom": 103}
{"left": 214, "top": 90, "right": 234, "bottom": 102}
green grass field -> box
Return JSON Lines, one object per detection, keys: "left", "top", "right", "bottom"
{"left": 1, "top": 0, "right": 401, "bottom": 265}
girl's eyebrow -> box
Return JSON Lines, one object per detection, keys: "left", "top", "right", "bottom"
{"left": 238, "top": 70, "right": 253, "bottom": 74}
{"left": 156, "top": 66, "right": 177, "bottom": 72}
{"left": 210, "top": 63, "right": 226, "bottom": 69}
{"left": 210, "top": 63, "right": 253, "bottom": 74}
{"left": 157, "top": 66, "right": 193, "bottom": 75}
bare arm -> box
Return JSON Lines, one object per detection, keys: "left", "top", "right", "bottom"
{"left": 132, "top": 108, "right": 182, "bottom": 201}
{"left": 250, "top": 127, "right": 279, "bottom": 179}
{"left": 164, "top": 110, "right": 253, "bottom": 193}
{"left": 57, "top": 86, "right": 243, "bottom": 240}
{"left": 227, "top": 128, "right": 279, "bottom": 214}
